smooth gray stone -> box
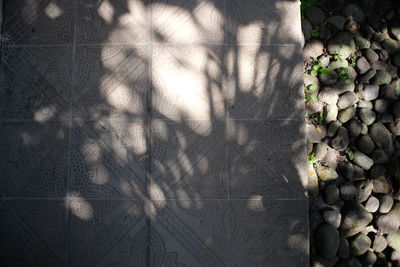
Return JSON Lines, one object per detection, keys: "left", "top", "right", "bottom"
{"left": 350, "top": 233, "right": 371, "bottom": 256}
{"left": 372, "top": 234, "right": 388, "bottom": 253}
{"left": 353, "top": 151, "right": 374, "bottom": 170}
{"left": 364, "top": 196, "right": 379, "bottom": 212}
{"left": 362, "top": 84, "right": 379, "bottom": 101}
{"left": 379, "top": 195, "right": 394, "bottom": 214}
{"left": 357, "top": 135, "right": 375, "bottom": 154}
{"left": 337, "top": 91, "right": 358, "bottom": 109}
{"left": 358, "top": 108, "right": 376, "bottom": 125}
{"left": 370, "top": 123, "right": 394, "bottom": 152}
{"left": 323, "top": 210, "right": 341, "bottom": 228}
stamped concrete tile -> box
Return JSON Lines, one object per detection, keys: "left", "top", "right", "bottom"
{"left": 0, "top": 46, "right": 72, "bottom": 121}
{"left": 152, "top": 44, "right": 227, "bottom": 121}
{"left": 150, "top": 120, "right": 229, "bottom": 199}
{"left": 150, "top": 0, "right": 226, "bottom": 44}
{"left": 229, "top": 199, "right": 309, "bottom": 267}
{"left": 230, "top": 199, "right": 308, "bottom": 267}
{"left": 72, "top": 45, "right": 149, "bottom": 121}
{"left": 0, "top": 121, "right": 70, "bottom": 198}
{"left": 76, "top": 0, "right": 150, "bottom": 45}
{"left": 2, "top": 0, "right": 74, "bottom": 45}
{"left": 149, "top": 200, "right": 229, "bottom": 267}
{"left": 225, "top": 46, "right": 304, "bottom": 120}
{"left": 0, "top": 200, "right": 67, "bottom": 266}
{"left": 69, "top": 122, "right": 147, "bottom": 199}
{"left": 228, "top": 120, "right": 307, "bottom": 199}
{"left": 226, "top": 45, "right": 304, "bottom": 120}
{"left": 226, "top": 0, "right": 302, "bottom": 45}
{"left": 66, "top": 200, "right": 147, "bottom": 267}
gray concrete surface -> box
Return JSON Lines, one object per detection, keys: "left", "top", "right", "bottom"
{"left": 0, "top": 0, "right": 308, "bottom": 266}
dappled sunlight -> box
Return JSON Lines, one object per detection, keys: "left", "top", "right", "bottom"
{"left": 151, "top": 0, "right": 225, "bottom": 44}
{"left": 105, "top": 83, "right": 144, "bottom": 114}
{"left": 44, "top": 1, "right": 63, "bottom": 20}
{"left": 97, "top": 0, "right": 114, "bottom": 24}
{"left": 236, "top": 21, "right": 264, "bottom": 45}
{"left": 33, "top": 106, "right": 57, "bottom": 123}
{"left": 0, "top": 0, "right": 308, "bottom": 265}
{"left": 247, "top": 195, "right": 265, "bottom": 212}
{"left": 65, "top": 194, "right": 94, "bottom": 221}
{"left": 152, "top": 45, "right": 217, "bottom": 122}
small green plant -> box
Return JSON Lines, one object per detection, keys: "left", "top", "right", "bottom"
{"left": 306, "top": 83, "right": 318, "bottom": 91}
{"left": 347, "top": 150, "right": 355, "bottom": 160}
{"left": 332, "top": 53, "right": 343, "bottom": 62}
{"left": 348, "top": 54, "right": 357, "bottom": 67}
{"left": 311, "top": 63, "right": 331, "bottom": 77}
{"left": 311, "top": 68, "right": 331, "bottom": 77}
{"left": 311, "top": 22, "right": 327, "bottom": 39}
{"left": 337, "top": 67, "right": 349, "bottom": 82}
{"left": 308, "top": 152, "right": 317, "bottom": 164}
{"left": 301, "top": 0, "right": 316, "bottom": 20}
{"left": 309, "top": 112, "right": 325, "bottom": 123}
{"left": 305, "top": 91, "right": 319, "bottom": 103}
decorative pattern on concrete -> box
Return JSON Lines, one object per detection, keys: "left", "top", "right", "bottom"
{"left": 0, "top": 0, "right": 308, "bottom": 266}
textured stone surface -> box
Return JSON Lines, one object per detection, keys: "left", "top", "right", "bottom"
{"left": 0, "top": 0, "right": 307, "bottom": 266}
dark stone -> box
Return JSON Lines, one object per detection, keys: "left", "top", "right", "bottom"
{"left": 327, "top": 121, "right": 342, "bottom": 137}
{"left": 356, "top": 56, "right": 370, "bottom": 74}
{"left": 326, "top": 15, "right": 346, "bottom": 31}
{"left": 371, "top": 149, "right": 390, "bottom": 164}
{"left": 356, "top": 135, "right": 375, "bottom": 154}
{"left": 332, "top": 127, "right": 349, "bottom": 151}
{"left": 315, "top": 223, "right": 339, "bottom": 259}
{"left": 361, "top": 251, "right": 377, "bottom": 266}
{"left": 328, "top": 32, "right": 356, "bottom": 59}
{"left": 337, "top": 238, "right": 350, "bottom": 259}
{"left": 307, "top": 6, "right": 325, "bottom": 25}
{"left": 363, "top": 48, "right": 379, "bottom": 63}
{"left": 338, "top": 161, "right": 354, "bottom": 180}
{"left": 340, "top": 182, "right": 359, "bottom": 200}
{"left": 359, "top": 68, "right": 376, "bottom": 83}
{"left": 391, "top": 101, "right": 400, "bottom": 119}
{"left": 382, "top": 38, "right": 399, "bottom": 55}
{"left": 343, "top": 4, "right": 365, "bottom": 23}
{"left": 353, "top": 165, "right": 366, "bottom": 180}
{"left": 374, "top": 99, "right": 388, "bottom": 113}
{"left": 319, "top": 69, "right": 339, "bottom": 86}
{"left": 346, "top": 119, "right": 363, "bottom": 137}
{"left": 370, "top": 123, "right": 394, "bottom": 152}
{"left": 324, "top": 184, "right": 340, "bottom": 205}
{"left": 370, "top": 164, "right": 386, "bottom": 179}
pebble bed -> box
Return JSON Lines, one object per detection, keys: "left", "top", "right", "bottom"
{"left": 303, "top": 0, "right": 400, "bottom": 266}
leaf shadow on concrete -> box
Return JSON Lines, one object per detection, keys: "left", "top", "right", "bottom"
{"left": 0, "top": 0, "right": 308, "bottom": 266}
